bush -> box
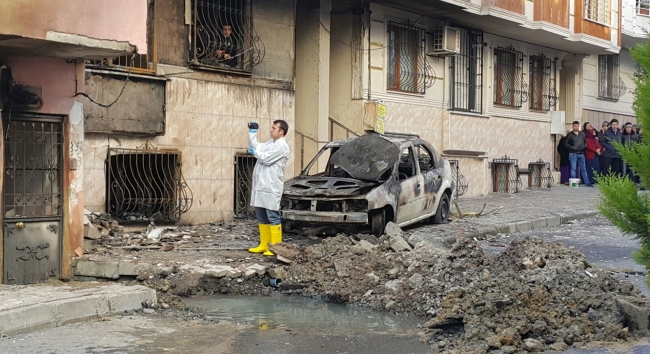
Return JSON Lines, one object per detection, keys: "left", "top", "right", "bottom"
{"left": 597, "top": 42, "right": 650, "bottom": 273}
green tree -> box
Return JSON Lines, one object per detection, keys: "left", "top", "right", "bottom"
{"left": 597, "top": 42, "right": 650, "bottom": 271}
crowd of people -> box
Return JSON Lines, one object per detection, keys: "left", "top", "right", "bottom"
{"left": 557, "top": 119, "right": 642, "bottom": 186}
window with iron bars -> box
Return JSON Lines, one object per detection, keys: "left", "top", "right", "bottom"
{"left": 638, "top": 0, "right": 650, "bottom": 15}
{"left": 190, "top": 0, "right": 264, "bottom": 73}
{"left": 584, "top": 0, "right": 609, "bottom": 24}
{"left": 387, "top": 22, "right": 433, "bottom": 94}
{"left": 598, "top": 54, "right": 627, "bottom": 100}
{"left": 449, "top": 28, "right": 484, "bottom": 113}
{"left": 493, "top": 46, "right": 526, "bottom": 108}
{"left": 528, "top": 54, "right": 558, "bottom": 111}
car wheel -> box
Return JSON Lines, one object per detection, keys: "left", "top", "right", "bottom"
{"left": 370, "top": 209, "right": 386, "bottom": 236}
{"left": 433, "top": 194, "right": 450, "bottom": 224}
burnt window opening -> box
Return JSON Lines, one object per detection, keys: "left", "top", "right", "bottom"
{"left": 234, "top": 154, "right": 256, "bottom": 217}
{"left": 189, "top": 0, "right": 265, "bottom": 73}
{"left": 106, "top": 146, "right": 192, "bottom": 224}
{"left": 528, "top": 54, "right": 558, "bottom": 111}
{"left": 398, "top": 148, "right": 417, "bottom": 180}
{"left": 493, "top": 46, "right": 526, "bottom": 108}
{"left": 598, "top": 54, "right": 627, "bottom": 100}
{"left": 387, "top": 21, "right": 434, "bottom": 94}
{"left": 450, "top": 28, "right": 484, "bottom": 113}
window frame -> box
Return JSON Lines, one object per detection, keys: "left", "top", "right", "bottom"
{"left": 449, "top": 28, "right": 484, "bottom": 114}
{"left": 386, "top": 21, "right": 429, "bottom": 94}
{"left": 598, "top": 54, "right": 624, "bottom": 100}
{"left": 584, "top": 0, "right": 610, "bottom": 25}
{"left": 638, "top": 0, "right": 650, "bottom": 15}
{"left": 189, "top": 0, "right": 254, "bottom": 73}
{"left": 528, "top": 53, "right": 557, "bottom": 112}
{"left": 493, "top": 46, "right": 525, "bottom": 108}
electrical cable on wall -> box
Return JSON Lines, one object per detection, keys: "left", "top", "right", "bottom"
{"left": 73, "top": 54, "right": 136, "bottom": 108}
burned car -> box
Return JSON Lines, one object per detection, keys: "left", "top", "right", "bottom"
{"left": 280, "top": 133, "right": 455, "bottom": 235}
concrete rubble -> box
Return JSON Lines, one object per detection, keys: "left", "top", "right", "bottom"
{"left": 68, "top": 187, "right": 648, "bottom": 352}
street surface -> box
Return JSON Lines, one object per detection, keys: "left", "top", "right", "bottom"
{"left": 1, "top": 215, "right": 650, "bottom": 354}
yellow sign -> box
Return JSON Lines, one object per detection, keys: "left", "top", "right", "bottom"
{"left": 376, "top": 103, "right": 386, "bottom": 134}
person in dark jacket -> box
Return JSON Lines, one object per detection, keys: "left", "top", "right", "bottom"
{"left": 584, "top": 122, "right": 602, "bottom": 185}
{"left": 557, "top": 134, "right": 571, "bottom": 184}
{"left": 598, "top": 121, "right": 609, "bottom": 172}
{"left": 564, "top": 120, "right": 592, "bottom": 186}
{"left": 601, "top": 118, "right": 623, "bottom": 176}
{"left": 622, "top": 122, "right": 639, "bottom": 180}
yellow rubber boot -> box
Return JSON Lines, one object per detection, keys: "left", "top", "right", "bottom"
{"left": 264, "top": 224, "right": 283, "bottom": 256}
{"left": 249, "top": 224, "right": 271, "bottom": 254}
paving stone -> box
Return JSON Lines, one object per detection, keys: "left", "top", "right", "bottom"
{"left": 248, "top": 264, "right": 267, "bottom": 275}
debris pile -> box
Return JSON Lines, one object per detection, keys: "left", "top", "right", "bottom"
{"left": 276, "top": 223, "right": 646, "bottom": 353}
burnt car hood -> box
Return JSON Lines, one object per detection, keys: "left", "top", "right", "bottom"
{"left": 284, "top": 176, "right": 379, "bottom": 197}
{"left": 329, "top": 134, "right": 401, "bottom": 181}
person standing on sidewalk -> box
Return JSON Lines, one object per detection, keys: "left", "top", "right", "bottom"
{"left": 564, "top": 121, "right": 592, "bottom": 186}
{"left": 601, "top": 118, "right": 623, "bottom": 176}
{"left": 598, "top": 121, "right": 609, "bottom": 169}
{"left": 557, "top": 133, "right": 571, "bottom": 184}
{"left": 247, "top": 120, "right": 291, "bottom": 257}
{"left": 622, "top": 122, "right": 639, "bottom": 180}
{"left": 584, "top": 123, "right": 602, "bottom": 185}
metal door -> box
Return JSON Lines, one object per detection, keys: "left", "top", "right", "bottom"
{"left": 3, "top": 117, "right": 63, "bottom": 284}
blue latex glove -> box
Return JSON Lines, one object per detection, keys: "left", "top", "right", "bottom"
{"left": 248, "top": 121, "right": 259, "bottom": 133}
{"left": 248, "top": 147, "right": 256, "bottom": 155}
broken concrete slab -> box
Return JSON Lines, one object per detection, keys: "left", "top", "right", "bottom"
{"left": 0, "top": 283, "right": 155, "bottom": 337}
{"left": 75, "top": 260, "right": 119, "bottom": 280}
{"left": 248, "top": 264, "right": 267, "bottom": 275}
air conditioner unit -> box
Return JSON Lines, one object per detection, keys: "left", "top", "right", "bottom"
{"left": 427, "top": 26, "right": 461, "bottom": 56}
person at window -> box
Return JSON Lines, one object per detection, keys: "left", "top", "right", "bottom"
{"left": 601, "top": 118, "right": 623, "bottom": 177}
{"left": 622, "top": 122, "right": 639, "bottom": 181}
{"left": 564, "top": 120, "right": 593, "bottom": 187}
{"left": 557, "top": 134, "right": 571, "bottom": 185}
{"left": 583, "top": 122, "right": 601, "bottom": 185}
{"left": 247, "top": 120, "right": 291, "bottom": 257}
{"left": 216, "top": 24, "right": 238, "bottom": 67}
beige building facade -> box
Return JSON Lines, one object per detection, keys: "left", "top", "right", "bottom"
{"left": 295, "top": 0, "right": 624, "bottom": 198}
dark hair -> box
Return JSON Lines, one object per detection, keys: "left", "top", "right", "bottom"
{"left": 582, "top": 122, "right": 591, "bottom": 131}
{"left": 273, "top": 119, "right": 289, "bottom": 136}
{"left": 610, "top": 118, "right": 619, "bottom": 125}
{"left": 572, "top": 121, "right": 580, "bottom": 125}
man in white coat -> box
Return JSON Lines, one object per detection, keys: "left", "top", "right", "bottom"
{"left": 247, "top": 119, "right": 290, "bottom": 256}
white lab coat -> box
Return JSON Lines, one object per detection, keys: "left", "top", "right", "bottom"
{"left": 248, "top": 133, "right": 290, "bottom": 211}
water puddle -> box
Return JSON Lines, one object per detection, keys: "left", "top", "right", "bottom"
{"left": 183, "top": 294, "right": 424, "bottom": 335}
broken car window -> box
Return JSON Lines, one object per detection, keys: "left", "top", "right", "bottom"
{"left": 398, "top": 147, "right": 416, "bottom": 180}
{"left": 416, "top": 145, "right": 436, "bottom": 171}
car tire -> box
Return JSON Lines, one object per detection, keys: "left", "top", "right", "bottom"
{"left": 433, "top": 193, "right": 450, "bottom": 224}
{"left": 370, "top": 209, "right": 386, "bottom": 236}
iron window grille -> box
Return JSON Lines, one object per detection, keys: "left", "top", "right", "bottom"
{"left": 528, "top": 54, "right": 558, "bottom": 111}
{"left": 638, "top": 0, "right": 650, "bottom": 15}
{"left": 106, "top": 144, "right": 193, "bottom": 224}
{"left": 189, "top": 0, "right": 265, "bottom": 73}
{"left": 493, "top": 46, "right": 527, "bottom": 108}
{"left": 450, "top": 28, "right": 484, "bottom": 113}
{"left": 584, "top": 0, "right": 609, "bottom": 24}
{"left": 598, "top": 54, "right": 627, "bottom": 100}
{"left": 387, "top": 21, "right": 435, "bottom": 94}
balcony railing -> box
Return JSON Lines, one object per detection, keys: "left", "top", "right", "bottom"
{"left": 86, "top": 53, "right": 156, "bottom": 75}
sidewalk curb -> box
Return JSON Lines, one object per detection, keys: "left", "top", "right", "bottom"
{"left": 0, "top": 285, "right": 156, "bottom": 337}
{"left": 467, "top": 210, "right": 600, "bottom": 239}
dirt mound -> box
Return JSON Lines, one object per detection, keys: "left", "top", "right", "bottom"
{"left": 281, "top": 235, "right": 645, "bottom": 353}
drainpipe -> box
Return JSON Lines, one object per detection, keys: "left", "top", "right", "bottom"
{"left": 365, "top": 2, "right": 371, "bottom": 101}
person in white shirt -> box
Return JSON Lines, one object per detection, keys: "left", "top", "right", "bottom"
{"left": 247, "top": 120, "right": 290, "bottom": 256}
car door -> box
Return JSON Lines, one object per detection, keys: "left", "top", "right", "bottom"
{"left": 415, "top": 143, "right": 442, "bottom": 217}
{"left": 395, "top": 146, "right": 426, "bottom": 224}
